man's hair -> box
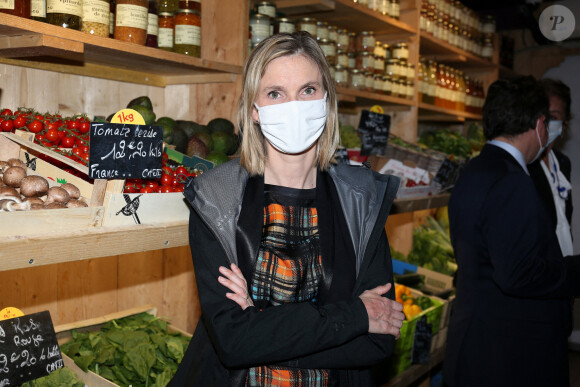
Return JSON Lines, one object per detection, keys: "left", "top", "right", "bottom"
{"left": 237, "top": 32, "right": 340, "bottom": 175}
{"left": 539, "top": 78, "right": 571, "bottom": 121}
{"left": 482, "top": 76, "right": 549, "bottom": 141}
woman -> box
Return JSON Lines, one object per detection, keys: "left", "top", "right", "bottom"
{"left": 170, "top": 32, "right": 403, "bottom": 387}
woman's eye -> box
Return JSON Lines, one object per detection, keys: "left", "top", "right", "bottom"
{"left": 267, "top": 91, "right": 281, "bottom": 99}
{"left": 304, "top": 87, "right": 315, "bottom": 95}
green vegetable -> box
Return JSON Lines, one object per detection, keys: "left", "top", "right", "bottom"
{"left": 20, "top": 367, "right": 85, "bottom": 387}
{"left": 60, "top": 312, "right": 191, "bottom": 387}
{"left": 406, "top": 216, "right": 456, "bottom": 276}
{"left": 416, "top": 296, "right": 433, "bottom": 310}
{"left": 419, "top": 129, "right": 472, "bottom": 158}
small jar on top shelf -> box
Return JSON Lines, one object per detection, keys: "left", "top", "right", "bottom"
{"left": 146, "top": 0, "right": 159, "bottom": 47}
{"left": 31, "top": 0, "right": 46, "bottom": 21}
{"left": 114, "top": 0, "right": 148, "bottom": 44}
{"left": 173, "top": 8, "right": 200, "bottom": 57}
{"left": 47, "top": 0, "right": 82, "bottom": 29}
{"left": 0, "top": 0, "right": 31, "bottom": 18}
{"left": 157, "top": 11, "right": 174, "bottom": 51}
{"left": 82, "top": 0, "right": 111, "bottom": 37}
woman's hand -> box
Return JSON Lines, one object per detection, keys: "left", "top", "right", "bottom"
{"left": 218, "top": 263, "right": 254, "bottom": 310}
{"left": 359, "top": 283, "right": 404, "bottom": 338}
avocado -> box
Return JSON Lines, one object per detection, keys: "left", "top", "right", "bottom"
{"left": 207, "top": 117, "right": 235, "bottom": 134}
{"left": 193, "top": 132, "right": 213, "bottom": 151}
{"left": 176, "top": 120, "right": 210, "bottom": 139}
{"left": 186, "top": 136, "right": 209, "bottom": 159}
{"left": 172, "top": 127, "right": 189, "bottom": 153}
{"left": 131, "top": 105, "right": 156, "bottom": 125}
{"left": 211, "top": 131, "right": 239, "bottom": 155}
{"left": 127, "top": 96, "right": 154, "bottom": 111}
{"left": 206, "top": 150, "right": 229, "bottom": 166}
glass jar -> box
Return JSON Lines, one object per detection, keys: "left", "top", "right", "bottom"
{"left": 254, "top": 1, "right": 275, "bottom": 18}
{"left": 364, "top": 71, "right": 374, "bottom": 91}
{"left": 367, "top": 0, "right": 379, "bottom": 11}
{"left": 47, "top": 0, "right": 82, "bottom": 29}
{"left": 328, "top": 25, "right": 337, "bottom": 43}
{"left": 383, "top": 43, "right": 390, "bottom": 59}
{"left": 316, "top": 21, "right": 329, "bottom": 40}
{"left": 389, "top": 0, "right": 399, "bottom": 19}
{"left": 481, "top": 14, "right": 495, "bottom": 34}
{"left": 373, "top": 74, "right": 384, "bottom": 93}
{"left": 349, "top": 69, "right": 365, "bottom": 90}
{"left": 392, "top": 42, "right": 409, "bottom": 60}
{"left": 347, "top": 32, "right": 357, "bottom": 53}
{"left": 178, "top": 0, "right": 199, "bottom": 11}
{"left": 250, "top": 13, "right": 271, "bottom": 48}
{"left": 354, "top": 0, "right": 368, "bottom": 6}
{"left": 114, "top": 0, "right": 148, "bottom": 44}
{"left": 373, "top": 55, "right": 384, "bottom": 74}
{"left": 146, "top": 0, "right": 159, "bottom": 47}
{"left": 356, "top": 31, "right": 375, "bottom": 53}
{"left": 407, "top": 63, "right": 415, "bottom": 80}
{"left": 297, "top": 17, "right": 317, "bottom": 38}
{"left": 82, "top": 0, "right": 110, "bottom": 37}
{"left": 109, "top": 0, "right": 115, "bottom": 36}
{"left": 336, "top": 28, "right": 349, "bottom": 49}
{"left": 481, "top": 33, "right": 493, "bottom": 58}
{"left": 274, "top": 17, "right": 295, "bottom": 34}
{"left": 347, "top": 52, "right": 356, "bottom": 69}
{"left": 373, "top": 40, "right": 384, "bottom": 58}
{"left": 157, "top": 0, "right": 177, "bottom": 13}
{"left": 425, "top": 11, "right": 434, "bottom": 34}
{"left": 31, "top": 0, "right": 46, "bottom": 21}
{"left": 337, "top": 50, "right": 349, "bottom": 67}
{"left": 334, "top": 64, "right": 349, "bottom": 86}
{"left": 319, "top": 38, "right": 336, "bottom": 66}
{"left": 173, "top": 8, "right": 200, "bottom": 56}
{"left": 405, "top": 80, "right": 414, "bottom": 99}
{"left": 158, "top": 11, "right": 174, "bottom": 51}
{"left": 356, "top": 51, "right": 374, "bottom": 72}
{"left": 385, "top": 59, "right": 398, "bottom": 77}
{"left": 383, "top": 76, "right": 393, "bottom": 95}
{"left": 1, "top": 0, "right": 31, "bottom": 18}
{"left": 391, "top": 77, "right": 401, "bottom": 98}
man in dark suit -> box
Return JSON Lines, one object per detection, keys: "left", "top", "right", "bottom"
{"left": 443, "top": 76, "right": 580, "bottom": 387}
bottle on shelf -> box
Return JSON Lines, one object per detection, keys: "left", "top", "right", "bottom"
{"left": 157, "top": 11, "right": 174, "bottom": 51}
{"left": 46, "top": 0, "right": 82, "bottom": 29}
{"left": 146, "top": 0, "right": 159, "bottom": 47}
{"left": 114, "top": 0, "right": 148, "bottom": 44}
{"left": 173, "top": 8, "right": 201, "bottom": 56}
{"left": 31, "top": 0, "right": 46, "bottom": 21}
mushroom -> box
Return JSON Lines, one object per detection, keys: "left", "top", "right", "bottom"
{"left": 44, "top": 202, "right": 67, "bottom": 209}
{"left": 3, "top": 166, "right": 27, "bottom": 188}
{"left": 0, "top": 195, "right": 28, "bottom": 211}
{"left": 61, "top": 183, "right": 81, "bottom": 200}
{"left": 23, "top": 197, "right": 44, "bottom": 206}
{"left": 66, "top": 199, "right": 88, "bottom": 208}
{"left": 19, "top": 175, "right": 49, "bottom": 197}
{"left": 30, "top": 203, "right": 45, "bottom": 210}
{"left": 45, "top": 186, "right": 70, "bottom": 205}
{"left": 7, "top": 158, "right": 26, "bottom": 169}
{"left": 0, "top": 160, "right": 9, "bottom": 173}
{"left": 0, "top": 186, "right": 21, "bottom": 198}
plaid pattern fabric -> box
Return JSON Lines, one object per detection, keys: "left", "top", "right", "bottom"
{"left": 247, "top": 185, "right": 329, "bottom": 386}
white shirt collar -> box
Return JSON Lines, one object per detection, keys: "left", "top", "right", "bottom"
{"left": 488, "top": 139, "right": 529, "bottom": 175}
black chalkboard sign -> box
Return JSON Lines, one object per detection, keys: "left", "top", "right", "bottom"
{"left": 88, "top": 122, "right": 164, "bottom": 179}
{"left": 357, "top": 110, "right": 391, "bottom": 156}
{"left": 0, "top": 311, "right": 63, "bottom": 386}
{"left": 433, "top": 158, "right": 459, "bottom": 189}
{"left": 411, "top": 315, "right": 432, "bottom": 365}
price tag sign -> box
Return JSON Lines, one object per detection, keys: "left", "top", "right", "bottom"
{"left": 88, "top": 122, "right": 164, "bottom": 180}
{"left": 433, "top": 158, "right": 460, "bottom": 189}
{"left": 411, "top": 315, "right": 432, "bottom": 365}
{"left": 0, "top": 310, "right": 63, "bottom": 386}
{"left": 357, "top": 110, "right": 391, "bottom": 156}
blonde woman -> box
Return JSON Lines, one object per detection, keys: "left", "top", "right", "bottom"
{"left": 171, "top": 32, "right": 403, "bottom": 387}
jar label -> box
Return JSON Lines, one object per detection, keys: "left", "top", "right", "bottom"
{"left": 348, "top": 57, "right": 356, "bottom": 69}
{"left": 335, "top": 70, "right": 348, "bottom": 84}
{"left": 47, "top": 0, "right": 82, "bottom": 16}
{"left": 362, "top": 36, "right": 375, "bottom": 48}
{"left": 321, "top": 44, "right": 336, "bottom": 57}
{"left": 116, "top": 4, "right": 148, "bottom": 30}
{"left": 374, "top": 58, "right": 384, "bottom": 70}
{"left": 147, "top": 13, "right": 159, "bottom": 35}
{"left": 338, "top": 34, "right": 349, "bottom": 46}
{"left": 109, "top": 11, "right": 114, "bottom": 34}
{"left": 175, "top": 24, "right": 200, "bottom": 45}
{"left": 250, "top": 22, "right": 270, "bottom": 41}
{"left": 393, "top": 48, "right": 408, "bottom": 59}
{"left": 82, "top": 0, "right": 109, "bottom": 24}
{"left": 0, "top": 0, "right": 14, "bottom": 10}
{"left": 329, "top": 30, "right": 337, "bottom": 42}
{"left": 278, "top": 22, "right": 295, "bottom": 33}
{"left": 31, "top": 0, "right": 46, "bottom": 16}
{"left": 338, "top": 54, "right": 348, "bottom": 67}
{"left": 158, "top": 27, "right": 173, "bottom": 47}
{"left": 257, "top": 5, "right": 275, "bottom": 18}
{"left": 362, "top": 55, "right": 374, "bottom": 69}
{"left": 299, "top": 24, "right": 317, "bottom": 36}
{"left": 317, "top": 28, "right": 329, "bottom": 40}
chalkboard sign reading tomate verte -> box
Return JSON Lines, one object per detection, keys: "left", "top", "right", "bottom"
{"left": 89, "top": 122, "right": 164, "bottom": 180}
{"left": 0, "top": 310, "right": 63, "bottom": 386}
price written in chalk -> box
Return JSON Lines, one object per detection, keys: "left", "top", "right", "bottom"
{"left": 0, "top": 311, "right": 63, "bottom": 386}
{"left": 89, "top": 122, "right": 164, "bottom": 180}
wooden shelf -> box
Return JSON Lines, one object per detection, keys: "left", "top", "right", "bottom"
{"left": 337, "top": 86, "right": 415, "bottom": 108}
{"left": 418, "top": 102, "right": 482, "bottom": 122}
{"left": 419, "top": 32, "right": 495, "bottom": 69}
{"left": 0, "top": 13, "right": 242, "bottom": 87}
{"left": 276, "top": 0, "right": 417, "bottom": 35}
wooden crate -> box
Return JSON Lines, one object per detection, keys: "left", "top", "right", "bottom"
{"left": 55, "top": 304, "right": 192, "bottom": 387}
{"left": 102, "top": 192, "right": 190, "bottom": 226}
{"left": 0, "top": 132, "right": 124, "bottom": 236}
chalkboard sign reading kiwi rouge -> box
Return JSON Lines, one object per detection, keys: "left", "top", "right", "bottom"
{"left": 357, "top": 110, "right": 391, "bottom": 156}
{"left": 89, "top": 122, "right": 164, "bottom": 179}
{"left": 0, "top": 310, "right": 63, "bottom": 386}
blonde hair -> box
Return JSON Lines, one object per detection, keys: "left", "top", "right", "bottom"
{"left": 237, "top": 32, "right": 340, "bottom": 175}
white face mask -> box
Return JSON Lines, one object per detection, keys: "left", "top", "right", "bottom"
{"left": 530, "top": 119, "right": 547, "bottom": 163}
{"left": 255, "top": 94, "right": 327, "bottom": 154}
{"left": 546, "top": 120, "right": 563, "bottom": 146}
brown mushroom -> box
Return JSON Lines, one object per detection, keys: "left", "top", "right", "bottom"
{"left": 61, "top": 183, "right": 81, "bottom": 200}
{"left": 23, "top": 197, "right": 44, "bottom": 206}
{"left": 19, "top": 175, "right": 49, "bottom": 197}
{"left": 30, "top": 203, "right": 45, "bottom": 210}
{"left": 45, "top": 186, "right": 70, "bottom": 205}
{"left": 66, "top": 199, "right": 88, "bottom": 208}
{"left": 7, "top": 158, "right": 26, "bottom": 169}
{"left": 3, "top": 166, "right": 27, "bottom": 188}
{"left": 0, "top": 186, "right": 21, "bottom": 198}
{"left": 0, "top": 160, "right": 9, "bottom": 173}
{"left": 0, "top": 196, "right": 28, "bottom": 211}
{"left": 44, "top": 202, "right": 67, "bottom": 209}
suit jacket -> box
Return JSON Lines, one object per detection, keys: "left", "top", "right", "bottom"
{"left": 443, "top": 144, "right": 580, "bottom": 387}
{"left": 529, "top": 149, "right": 573, "bottom": 234}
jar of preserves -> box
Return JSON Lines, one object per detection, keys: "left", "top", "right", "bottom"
{"left": 109, "top": 0, "right": 115, "bottom": 36}
{"left": 356, "top": 31, "right": 375, "bottom": 52}
{"left": 297, "top": 17, "right": 317, "bottom": 38}
{"left": 174, "top": 8, "right": 201, "bottom": 56}
{"left": 1, "top": 0, "right": 31, "bottom": 18}
{"left": 392, "top": 42, "right": 408, "bottom": 60}
{"left": 389, "top": 0, "right": 399, "bottom": 19}
{"left": 337, "top": 50, "right": 349, "bottom": 67}
{"left": 385, "top": 59, "right": 398, "bottom": 77}
{"left": 82, "top": 0, "right": 110, "bottom": 37}
{"left": 354, "top": 0, "right": 368, "bottom": 6}
{"left": 481, "top": 34, "right": 493, "bottom": 58}
{"left": 328, "top": 25, "right": 337, "bottom": 43}
{"left": 336, "top": 28, "right": 349, "bottom": 49}
{"left": 373, "top": 40, "right": 384, "bottom": 58}
{"left": 146, "top": 0, "right": 159, "bottom": 47}
{"left": 347, "top": 31, "right": 357, "bottom": 53}
{"left": 274, "top": 17, "right": 295, "bottom": 34}
{"left": 481, "top": 14, "right": 495, "bottom": 34}
{"left": 316, "top": 21, "right": 329, "bottom": 40}
{"left": 408, "top": 63, "right": 415, "bottom": 80}
{"left": 47, "top": 0, "right": 82, "bottom": 29}
{"left": 383, "top": 43, "right": 390, "bottom": 59}
{"left": 158, "top": 11, "right": 173, "bottom": 50}
{"left": 405, "top": 80, "right": 414, "bottom": 99}
{"left": 373, "top": 55, "right": 384, "bottom": 74}
{"left": 334, "top": 64, "right": 348, "bottom": 86}
{"left": 250, "top": 13, "right": 271, "bottom": 48}
{"left": 364, "top": 71, "right": 374, "bottom": 91}
{"left": 383, "top": 76, "right": 392, "bottom": 95}
{"left": 31, "top": 0, "right": 46, "bottom": 21}
{"left": 254, "top": 1, "right": 275, "bottom": 18}
{"left": 157, "top": 0, "right": 177, "bottom": 13}
{"left": 373, "top": 74, "right": 384, "bottom": 94}
{"left": 356, "top": 51, "right": 374, "bottom": 72}
{"left": 319, "top": 38, "right": 336, "bottom": 65}
{"left": 178, "top": 0, "right": 199, "bottom": 11}
{"left": 349, "top": 69, "right": 365, "bottom": 90}
{"left": 114, "top": 0, "right": 148, "bottom": 44}
{"left": 347, "top": 52, "right": 356, "bottom": 69}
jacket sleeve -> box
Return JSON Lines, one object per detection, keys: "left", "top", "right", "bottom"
{"left": 189, "top": 209, "right": 370, "bottom": 369}
{"left": 279, "top": 230, "right": 397, "bottom": 369}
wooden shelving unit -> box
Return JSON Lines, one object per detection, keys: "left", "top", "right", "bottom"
{"left": 337, "top": 86, "right": 415, "bottom": 107}
{"left": 418, "top": 102, "right": 482, "bottom": 122}
{"left": 419, "top": 32, "right": 495, "bottom": 69}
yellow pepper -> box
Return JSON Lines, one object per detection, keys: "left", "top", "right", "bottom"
{"left": 395, "top": 284, "right": 413, "bottom": 305}
{"left": 403, "top": 304, "right": 422, "bottom": 320}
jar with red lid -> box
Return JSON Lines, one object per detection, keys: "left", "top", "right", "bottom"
{"left": 158, "top": 11, "right": 173, "bottom": 51}
{"left": 174, "top": 8, "right": 201, "bottom": 56}
{"left": 356, "top": 31, "right": 375, "bottom": 53}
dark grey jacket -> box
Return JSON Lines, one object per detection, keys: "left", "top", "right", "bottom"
{"left": 170, "top": 159, "right": 400, "bottom": 386}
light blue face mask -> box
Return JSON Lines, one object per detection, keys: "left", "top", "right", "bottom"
{"left": 546, "top": 120, "right": 563, "bottom": 146}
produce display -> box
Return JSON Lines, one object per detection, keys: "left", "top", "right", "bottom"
{"left": 395, "top": 284, "right": 433, "bottom": 320}
{"left": 339, "top": 123, "right": 362, "bottom": 149}
{"left": 60, "top": 312, "right": 191, "bottom": 387}
{"left": 0, "top": 157, "right": 87, "bottom": 211}
{"left": 20, "top": 366, "right": 85, "bottom": 387}
{"left": 418, "top": 129, "right": 472, "bottom": 159}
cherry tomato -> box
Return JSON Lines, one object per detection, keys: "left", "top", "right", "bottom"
{"left": 173, "top": 184, "right": 184, "bottom": 192}
{"left": 27, "top": 119, "right": 44, "bottom": 133}
{"left": 13, "top": 115, "right": 27, "bottom": 129}
{"left": 158, "top": 186, "right": 174, "bottom": 193}
{"left": 160, "top": 173, "right": 173, "bottom": 186}
{"left": 1, "top": 119, "right": 14, "bottom": 132}
{"left": 81, "top": 152, "right": 90, "bottom": 162}
{"left": 57, "top": 130, "right": 67, "bottom": 140}
{"left": 124, "top": 184, "right": 138, "bottom": 193}
{"left": 77, "top": 118, "right": 90, "bottom": 134}
{"left": 45, "top": 128, "right": 61, "bottom": 144}
{"left": 72, "top": 147, "right": 84, "bottom": 158}
{"left": 162, "top": 166, "right": 173, "bottom": 175}
{"left": 1, "top": 108, "right": 13, "bottom": 117}
{"left": 61, "top": 136, "right": 76, "bottom": 148}
{"left": 80, "top": 145, "right": 89, "bottom": 154}
{"left": 66, "top": 118, "right": 79, "bottom": 131}
{"left": 140, "top": 186, "right": 157, "bottom": 194}
{"left": 45, "top": 121, "right": 62, "bottom": 132}
{"left": 146, "top": 180, "right": 159, "bottom": 190}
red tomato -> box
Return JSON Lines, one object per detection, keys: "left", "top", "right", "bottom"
{"left": 66, "top": 118, "right": 78, "bottom": 131}
{"left": 80, "top": 145, "right": 89, "bottom": 154}
{"left": 57, "top": 130, "right": 66, "bottom": 140}
{"left": 173, "top": 184, "right": 184, "bottom": 192}
{"left": 81, "top": 152, "right": 90, "bottom": 162}
{"left": 60, "top": 136, "right": 76, "bottom": 148}
{"left": 0, "top": 119, "right": 14, "bottom": 132}
{"left": 27, "top": 119, "right": 44, "bottom": 133}
{"left": 162, "top": 166, "right": 173, "bottom": 175}
{"left": 76, "top": 117, "right": 90, "bottom": 134}
{"left": 72, "top": 147, "right": 84, "bottom": 158}
{"left": 45, "top": 121, "right": 62, "bottom": 132}
{"left": 158, "top": 186, "right": 174, "bottom": 193}
{"left": 140, "top": 186, "right": 157, "bottom": 194}
{"left": 13, "top": 115, "right": 27, "bottom": 129}
{"left": 160, "top": 173, "right": 173, "bottom": 186}
{"left": 124, "top": 184, "right": 138, "bottom": 193}
{"left": 45, "top": 129, "right": 61, "bottom": 144}
{"left": 146, "top": 180, "right": 159, "bottom": 190}
{"left": 1, "top": 108, "right": 13, "bottom": 117}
